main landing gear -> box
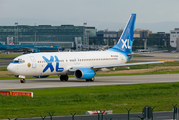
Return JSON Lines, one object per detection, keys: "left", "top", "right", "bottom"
{"left": 86, "top": 77, "right": 95, "bottom": 82}
{"left": 59, "top": 75, "right": 95, "bottom": 82}
{"left": 60, "top": 75, "right": 69, "bottom": 81}
{"left": 20, "top": 79, "right": 26, "bottom": 83}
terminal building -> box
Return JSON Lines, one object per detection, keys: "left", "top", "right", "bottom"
{"left": 170, "top": 28, "right": 179, "bottom": 47}
{"left": 0, "top": 22, "right": 171, "bottom": 51}
{"left": 0, "top": 23, "right": 97, "bottom": 50}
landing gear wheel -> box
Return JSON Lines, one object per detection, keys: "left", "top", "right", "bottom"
{"left": 20, "top": 79, "right": 26, "bottom": 83}
{"left": 64, "top": 75, "right": 68, "bottom": 81}
{"left": 60, "top": 75, "right": 64, "bottom": 81}
{"left": 90, "top": 77, "right": 95, "bottom": 82}
{"left": 86, "top": 79, "right": 90, "bottom": 82}
{"left": 60, "top": 75, "right": 69, "bottom": 81}
{"left": 86, "top": 77, "right": 95, "bottom": 82}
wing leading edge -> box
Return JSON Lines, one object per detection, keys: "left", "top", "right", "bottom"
{"left": 18, "top": 47, "right": 33, "bottom": 51}
{"left": 92, "top": 61, "right": 164, "bottom": 69}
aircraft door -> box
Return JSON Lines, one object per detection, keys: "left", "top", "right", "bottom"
{"left": 30, "top": 56, "right": 36, "bottom": 68}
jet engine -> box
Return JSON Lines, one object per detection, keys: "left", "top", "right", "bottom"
{"left": 74, "top": 68, "right": 95, "bottom": 79}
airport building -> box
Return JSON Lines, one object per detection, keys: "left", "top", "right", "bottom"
{"left": 134, "top": 29, "right": 152, "bottom": 38}
{"left": 0, "top": 23, "right": 171, "bottom": 51}
{"left": 170, "top": 28, "right": 179, "bottom": 47}
{"left": 148, "top": 32, "right": 170, "bottom": 47}
{"left": 96, "top": 30, "right": 123, "bottom": 46}
{"left": 0, "top": 23, "right": 97, "bottom": 50}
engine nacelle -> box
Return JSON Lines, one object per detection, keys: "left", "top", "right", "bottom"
{"left": 33, "top": 75, "right": 49, "bottom": 78}
{"left": 75, "top": 68, "right": 95, "bottom": 79}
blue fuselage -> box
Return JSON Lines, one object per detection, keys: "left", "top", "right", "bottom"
{"left": 0, "top": 44, "right": 63, "bottom": 52}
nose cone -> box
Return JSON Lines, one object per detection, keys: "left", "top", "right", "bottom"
{"left": 7, "top": 63, "right": 18, "bottom": 75}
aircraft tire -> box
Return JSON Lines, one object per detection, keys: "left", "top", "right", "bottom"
{"left": 64, "top": 75, "right": 68, "bottom": 81}
{"left": 60, "top": 75, "right": 64, "bottom": 81}
{"left": 90, "top": 77, "right": 95, "bottom": 82}
{"left": 20, "top": 79, "right": 26, "bottom": 83}
{"left": 86, "top": 79, "right": 90, "bottom": 82}
{"left": 60, "top": 75, "right": 68, "bottom": 81}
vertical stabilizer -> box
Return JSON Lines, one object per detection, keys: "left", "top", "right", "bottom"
{"left": 107, "top": 14, "right": 136, "bottom": 54}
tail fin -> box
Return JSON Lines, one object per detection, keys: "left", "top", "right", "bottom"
{"left": 107, "top": 14, "right": 136, "bottom": 54}
{"left": 0, "top": 42, "right": 3, "bottom": 45}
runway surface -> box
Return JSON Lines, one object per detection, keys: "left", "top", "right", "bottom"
{"left": 0, "top": 58, "right": 12, "bottom": 67}
{"left": 0, "top": 73, "right": 179, "bottom": 90}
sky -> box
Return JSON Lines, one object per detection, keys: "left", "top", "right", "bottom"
{"left": 0, "top": 0, "right": 179, "bottom": 33}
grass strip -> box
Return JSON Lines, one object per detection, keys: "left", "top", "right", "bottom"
{"left": 116, "top": 61, "right": 179, "bottom": 70}
{"left": 0, "top": 67, "right": 7, "bottom": 71}
{"left": 0, "top": 54, "right": 22, "bottom": 58}
{"left": 0, "top": 82, "right": 179, "bottom": 118}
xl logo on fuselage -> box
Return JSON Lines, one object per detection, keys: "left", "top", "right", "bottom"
{"left": 121, "top": 39, "right": 131, "bottom": 49}
{"left": 42, "top": 56, "right": 64, "bottom": 73}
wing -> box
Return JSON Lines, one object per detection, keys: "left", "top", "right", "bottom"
{"left": 93, "top": 61, "right": 164, "bottom": 69}
{"left": 128, "top": 50, "right": 168, "bottom": 56}
{"left": 18, "top": 47, "right": 39, "bottom": 53}
{"left": 68, "top": 61, "right": 165, "bottom": 72}
{"left": 18, "top": 47, "right": 32, "bottom": 51}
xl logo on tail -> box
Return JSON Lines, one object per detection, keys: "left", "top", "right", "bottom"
{"left": 121, "top": 39, "right": 131, "bottom": 49}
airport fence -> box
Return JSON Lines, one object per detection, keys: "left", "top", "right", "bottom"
{"left": 5, "top": 104, "right": 179, "bottom": 120}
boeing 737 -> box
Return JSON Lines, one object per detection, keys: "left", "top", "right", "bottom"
{"left": 7, "top": 14, "right": 164, "bottom": 83}
{"left": 0, "top": 43, "right": 63, "bottom": 53}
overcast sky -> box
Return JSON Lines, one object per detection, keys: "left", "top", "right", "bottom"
{"left": 0, "top": 0, "right": 179, "bottom": 32}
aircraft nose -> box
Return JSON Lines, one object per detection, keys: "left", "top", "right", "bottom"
{"left": 7, "top": 63, "right": 18, "bottom": 75}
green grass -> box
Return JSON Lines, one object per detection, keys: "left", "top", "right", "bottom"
{"left": 0, "top": 66, "right": 7, "bottom": 71}
{"left": 133, "top": 55, "right": 153, "bottom": 57}
{"left": 97, "top": 70, "right": 179, "bottom": 76}
{"left": 0, "top": 82, "right": 179, "bottom": 119}
{"left": 0, "top": 54, "right": 22, "bottom": 58}
{"left": 116, "top": 61, "right": 179, "bottom": 70}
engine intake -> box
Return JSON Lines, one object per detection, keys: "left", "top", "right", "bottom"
{"left": 75, "top": 68, "right": 95, "bottom": 79}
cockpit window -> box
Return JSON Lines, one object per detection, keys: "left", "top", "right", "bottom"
{"left": 13, "top": 60, "right": 19, "bottom": 63}
{"left": 13, "top": 59, "right": 25, "bottom": 63}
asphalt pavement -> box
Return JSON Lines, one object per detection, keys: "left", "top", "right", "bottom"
{"left": 0, "top": 58, "right": 12, "bottom": 67}
{"left": 0, "top": 111, "right": 174, "bottom": 120}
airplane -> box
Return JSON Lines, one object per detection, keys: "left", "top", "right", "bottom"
{"left": 7, "top": 14, "right": 165, "bottom": 83}
{"left": 0, "top": 42, "right": 63, "bottom": 53}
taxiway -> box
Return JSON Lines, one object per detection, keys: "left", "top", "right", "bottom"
{"left": 0, "top": 73, "right": 179, "bottom": 90}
